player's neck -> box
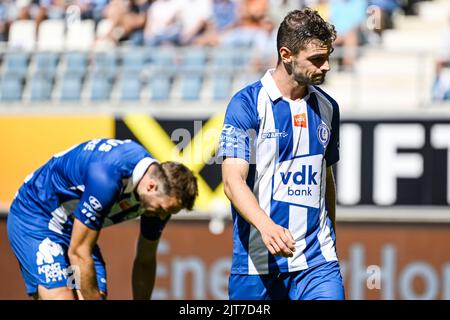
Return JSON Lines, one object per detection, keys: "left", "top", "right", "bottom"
{"left": 272, "top": 67, "right": 307, "bottom": 101}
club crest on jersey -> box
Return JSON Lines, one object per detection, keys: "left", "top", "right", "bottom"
{"left": 317, "top": 123, "right": 330, "bottom": 146}
{"left": 293, "top": 113, "right": 307, "bottom": 128}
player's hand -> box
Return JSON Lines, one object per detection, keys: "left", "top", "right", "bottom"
{"left": 259, "top": 222, "right": 296, "bottom": 258}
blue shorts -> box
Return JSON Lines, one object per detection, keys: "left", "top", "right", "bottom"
{"left": 229, "top": 260, "right": 345, "bottom": 300}
{"left": 7, "top": 211, "right": 107, "bottom": 297}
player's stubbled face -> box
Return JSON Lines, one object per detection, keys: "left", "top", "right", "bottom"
{"left": 292, "top": 40, "right": 333, "bottom": 85}
{"left": 141, "top": 193, "right": 182, "bottom": 220}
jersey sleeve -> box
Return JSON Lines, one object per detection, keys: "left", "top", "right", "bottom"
{"left": 217, "top": 92, "right": 258, "bottom": 162}
{"left": 73, "top": 162, "right": 122, "bottom": 230}
{"left": 325, "top": 104, "right": 340, "bottom": 167}
{"left": 140, "top": 214, "right": 171, "bottom": 241}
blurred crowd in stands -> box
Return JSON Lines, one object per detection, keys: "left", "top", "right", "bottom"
{"left": 0, "top": 1, "right": 423, "bottom": 68}
{"left": 1, "top": 0, "right": 448, "bottom": 104}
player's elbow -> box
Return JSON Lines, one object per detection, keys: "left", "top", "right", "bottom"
{"left": 68, "top": 246, "right": 90, "bottom": 264}
{"left": 223, "top": 176, "right": 234, "bottom": 201}
{"left": 223, "top": 174, "right": 242, "bottom": 202}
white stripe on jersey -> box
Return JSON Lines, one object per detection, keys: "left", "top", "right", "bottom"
{"left": 289, "top": 99, "right": 310, "bottom": 157}
{"left": 287, "top": 205, "right": 308, "bottom": 271}
{"left": 248, "top": 88, "right": 277, "bottom": 274}
{"left": 317, "top": 161, "right": 338, "bottom": 262}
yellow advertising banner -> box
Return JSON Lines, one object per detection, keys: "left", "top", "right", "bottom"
{"left": 0, "top": 116, "right": 114, "bottom": 209}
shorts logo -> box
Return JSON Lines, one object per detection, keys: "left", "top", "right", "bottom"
{"left": 36, "top": 238, "right": 68, "bottom": 283}
{"left": 317, "top": 123, "right": 330, "bottom": 146}
{"left": 36, "top": 238, "right": 64, "bottom": 266}
{"left": 89, "top": 196, "right": 103, "bottom": 212}
{"left": 294, "top": 113, "right": 307, "bottom": 128}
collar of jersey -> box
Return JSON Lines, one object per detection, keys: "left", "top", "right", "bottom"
{"left": 124, "top": 157, "right": 159, "bottom": 194}
{"left": 261, "top": 68, "right": 315, "bottom": 103}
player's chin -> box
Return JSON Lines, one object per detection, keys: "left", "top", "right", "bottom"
{"left": 311, "top": 75, "right": 326, "bottom": 85}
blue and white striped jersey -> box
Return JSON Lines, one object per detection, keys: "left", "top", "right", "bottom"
{"left": 10, "top": 138, "right": 169, "bottom": 239}
{"left": 218, "top": 70, "right": 340, "bottom": 275}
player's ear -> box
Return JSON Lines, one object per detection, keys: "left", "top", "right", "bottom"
{"left": 280, "top": 47, "right": 292, "bottom": 64}
{"left": 147, "top": 179, "right": 158, "bottom": 192}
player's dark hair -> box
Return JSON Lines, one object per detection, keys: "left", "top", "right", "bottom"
{"left": 276, "top": 8, "right": 336, "bottom": 64}
{"left": 152, "top": 162, "right": 198, "bottom": 211}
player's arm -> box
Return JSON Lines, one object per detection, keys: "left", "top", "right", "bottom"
{"left": 222, "top": 157, "right": 295, "bottom": 257}
{"left": 132, "top": 214, "right": 170, "bottom": 299}
{"left": 68, "top": 220, "right": 102, "bottom": 300}
{"left": 325, "top": 166, "right": 337, "bottom": 232}
{"left": 132, "top": 235, "right": 158, "bottom": 300}
{"left": 70, "top": 162, "right": 121, "bottom": 299}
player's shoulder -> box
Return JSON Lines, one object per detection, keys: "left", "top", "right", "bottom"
{"left": 311, "top": 85, "right": 339, "bottom": 110}
{"left": 227, "top": 80, "right": 263, "bottom": 114}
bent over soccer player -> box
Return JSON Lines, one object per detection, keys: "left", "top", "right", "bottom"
{"left": 7, "top": 138, "right": 198, "bottom": 300}
{"left": 219, "top": 9, "right": 345, "bottom": 300}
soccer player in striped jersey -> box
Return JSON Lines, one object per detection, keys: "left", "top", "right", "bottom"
{"left": 219, "top": 8, "right": 345, "bottom": 300}
{"left": 7, "top": 138, "right": 198, "bottom": 300}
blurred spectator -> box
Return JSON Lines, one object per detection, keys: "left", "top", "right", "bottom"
{"left": 72, "top": 0, "right": 110, "bottom": 22}
{"left": 268, "top": 0, "right": 302, "bottom": 28}
{"left": 330, "top": 0, "right": 366, "bottom": 70}
{"left": 193, "top": 0, "right": 238, "bottom": 46}
{"left": 0, "top": 3, "right": 8, "bottom": 42}
{"left": 177, "top": 0, "right": 212, "bottom": 45}
{"left": 39, "top": 0, "right": 66, "bottom": 20}
{"left": 102, "top": 0, "right": 149, "bottom": 45}
{"left": 432, "top": 16, "right": 450, "bottom": 101}
{"left": 144, "top": 0, "right": 181, "bottom": 46}
{"left": 220, "top": 0, "right": 273, "bottom": 48}
{"left": 367, "top": 0, "right": 400, "bottom": 45}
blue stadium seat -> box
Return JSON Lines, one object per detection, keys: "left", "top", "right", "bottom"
{"left": 93, "top": 52, "right": 117, "bottom": 79}
{"left": 212, "top": 74, "right": 233, "bottom": 101}
{"left": 0, "top": 74, "right": 22, "bottom": 102}
{"left": 119, "top": 72, "right": 141, "bottom": 101}
{"left": 90, "top": 72, "right": 112, "bottom": 101}
{"left": 64, "top": 52, "right": 88, "bottom": 76}
{"left": 30, "top": 72, "right": 53, "bottom": 101}
{"left": 150, "top": 48, "right": 176, "bottom": 66}
{"left": 211, "top": 48, "right": 235, "bottom": 69}
{"left": 34, "top": 52, "right": 59, "bottom": 77}
{"left": 182, "top": 47, "right": 207, "bottom": 69}
{"left": 60, "top": 73, "right": 83, "bottom": 101}
{"left": 180, "top": 74, "right": 203, "bottom": 101}
{"left": 122, "top": 50, "right": 145, "bottom": 73}
{"left": 3, "top": 52, "right": 29, "bottom": 79}
{"left": 149, "top": 76, "right": 171, "bottom": 101}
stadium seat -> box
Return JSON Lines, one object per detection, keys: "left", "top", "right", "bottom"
{"left": 211, "top": 48, "right": 235, "bottom": 70}
{"left": 60, "top": 73, "right": 84, "bottom": 101}
{"left": 180, "top": 74, "right": 203, "bottom": 101}
{"left": 93, "top": 52, "right": 117, "bottom": 79}
{"left": 2, "top": 52, "right": 29, "bottom": 79}
{"left": 30, "top": 72, "right": 54, "bottom": 102}
{"left": 149, "top": 76, "right": 171, "bottom": 101}
{"left": 63, "top": 52, "right": 88, "bottom": 76}
{"left": 65, "top": 20, "right": 95, "bottom": 51}
{"left": 119, "top": 72, "right": 141, "bottom": 101}
{"left": 8, "top": 20, "right": 36, "bottom": 51}
{"left": 212, "top": 74, "right": 233, "bottom": 101}
{"left": 0, "top": 75, "right": 22, "bottom": 102}
{"left": 37, "top": 20, "right": 65, "bottom": 51}
{"left": 182, "top": 47, "right": 207, "bottom": 68}
{"left": 90, "top": 72, "right": 113, "bottom": 101}
{"left": 34, "top": 52, "right": 60, "bottom": 77}
{"left": 150, "top": 47, "right": 176, "bottom": 67}
{"left": 122, "top": 50, "right": 146, "bottom": 73}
